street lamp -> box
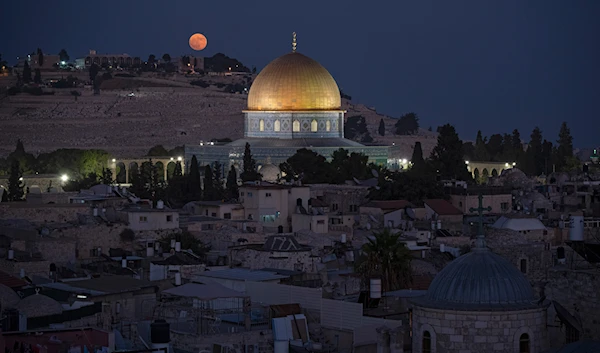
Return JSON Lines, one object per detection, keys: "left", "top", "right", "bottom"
{"left": 111, "top": 158, "right": 116, "bottom": 163}
{"left": 177, "top": 157, "right": 182, "bottom": 161}
{"left": 61, "top": 174, "right": 69, "bottom": 182}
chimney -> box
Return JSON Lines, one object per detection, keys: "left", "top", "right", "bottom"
{"left": 121, "top": 255, "right": 127, "bottom": 268}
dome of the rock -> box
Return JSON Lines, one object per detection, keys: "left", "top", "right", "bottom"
{"left": 247, "top": 52, "right": 341, "bottom": 111}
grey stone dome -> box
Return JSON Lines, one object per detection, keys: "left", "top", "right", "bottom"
{"left": 16, "top": 293, "right": 63, "bottom": 318}
{"left": 259, "top": 163, "right": 281, "bottom": 182}
{"left": 413, "top": 248, "right": 537, "bottom": 311}
{"left": 0, "top": 283, "right": 20, "bottom": 309}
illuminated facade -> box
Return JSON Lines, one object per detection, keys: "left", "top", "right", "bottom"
{"left": 185, "top": 34, "right": 393, "bottom": 173}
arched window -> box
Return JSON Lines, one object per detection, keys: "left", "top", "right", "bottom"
{"left": 311, "top": 119, "right": 318, "bottom": 132}
{"left": 293, "top": 120, "right": 300, "bottom": 132}
{"left": 422, "top": 331, "right": 431, "bottom": 353}
{"left": 274, "top": 120, "right": 281, "bottom": 132}
{"left": 259, "top": 119, "right": 265, "bottom": 132}
{"left": 326, "top": 120, "right": 331, "bottom": 132}
{"left": 520, "top": 259, "right": 527, "bottom": 274}
{"left": 519, "top": 333, "right": 530, "bottom": 353}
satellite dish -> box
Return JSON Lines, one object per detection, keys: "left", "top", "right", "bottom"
{"left": 405, "top": 207, "right": 416, "bottom": 220}
{"left": 39, "top": 227, "right": 50, "bottom": 237}
{"left": 371, "top": 169, "right": 379, "bottom": 178}
{"left": 353, "top": 177, "right": 361, "bottom": 185}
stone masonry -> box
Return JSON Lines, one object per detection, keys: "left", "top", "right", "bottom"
{"left": 411, "top": 306, "right": 549, "bottom": 353}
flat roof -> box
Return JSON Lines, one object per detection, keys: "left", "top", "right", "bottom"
{"left": 195, "top": 268, "right": 289, "bottom": 282}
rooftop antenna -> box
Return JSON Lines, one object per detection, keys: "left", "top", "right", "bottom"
{"left": 292, "top": 32, "right": 297, "bottom": 53}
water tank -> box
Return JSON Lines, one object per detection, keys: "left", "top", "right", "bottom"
{"left": 175, "top": 242, "right": 181, "bottom": 252}
{"left": 369, "top": 278, "right": 382, "bottom": 299}
{"left": 93, "top": 208, "right": 98, "bottom": 216}
{"left": 156, "top": 200, "right": 164, "bottom": 209}
{"left": 146, "top": 246, "right": 155, "bottom": 257}
{"left": 569, "top": 216, "right": 584, "bottom": 241}
{"left": 121, "top": 255, "right": 127, "bottom": 268}
{"left": 440, "top": 244, "right": 445, "bottom": 253}
{"left": 150, "top": 320, "right": 171, "bottom": 344}
{"left": 437, "top": 220, "right": 442, "bottom": 230}
{"left": 8, "top": 249, "right": 14, "bottom": 260}
{"left": 340, "top": 234, "right": 347, "bottom": 243}
{"left": 431, "top": 221, "right": 436, "bottom": 230}
{"left": 175, "top": 272, "right": 182, "bottom": 286}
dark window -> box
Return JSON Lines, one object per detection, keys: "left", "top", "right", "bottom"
{"left": 224, "top": 213, "right": 232, "bottom": 219}
{"left": 520, "top": 259, "right": 527, "bottom": 273}
{"left": 566, "top": 324, "right": 580, "bottom": 343}
{"left": 166, "top": 215, "right": 173, "bottom": 222}
{"left": 422, "top": 331, "right": 431, "bottom": 353}
{"left": 519, "top": 333, "right": 530, "bottom": 353}
{"left": 211, "top": 212, "right": 217, "bottom": 217}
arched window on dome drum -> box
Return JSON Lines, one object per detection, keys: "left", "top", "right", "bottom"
{"left": 259, "top": 119, "right": 265, "bottom": 132}
{"left": 311, "top": 120, "right": 318, "bottom": 132}
{"left": 519, "top": 333, "right": 530, "bottom": 353}
{"left": 274, "top": 120, "right": 281, "bottom": 132}
{"left": 293, "top": 120, "right": 300, "bottom": 132}
{"left": 422, "top": 331, "right": 431, "bottom": 353}
{"left": 326, "top": 121, "right": 331, "bottom": 132}
{"left": 520, "top": 259, "right": 527, "bottom": 273}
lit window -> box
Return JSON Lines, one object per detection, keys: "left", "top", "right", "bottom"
{"left": 259, "top": 119, "right": 265, "bottom": 131}
{"left": 519, "top": 333, "right": 530, "bottom": 353}
{"left": 293, "top": 120, "right": 300, "bottom": 132}
{"left": 311, "top": 119, "right": 318, "bottom": 132}
{"left": 326, "top": 120, "right": 331, "bottom": 132}
{"left": 274, "top": 120, "right": 281, "bottom": 132}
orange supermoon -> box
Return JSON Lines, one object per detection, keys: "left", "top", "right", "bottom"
{"left": 189, "top": 33, "right": 208, "bottom": 51}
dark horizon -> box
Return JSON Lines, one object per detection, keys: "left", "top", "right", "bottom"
{"left": 2, "top": 0, "right": 599, "bottom": 148}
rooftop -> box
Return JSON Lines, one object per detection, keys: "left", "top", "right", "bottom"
{"left": 194, "top": 268, "right": 289, "bottom": 282}
{"left": 40, "top": 276, "right": 157, "bottom": 295}
{"left": 424, "top": 199, "right": 463, "bottom": 216}
{"left": 362, "top": 200, "right": 414, "bottom": 210}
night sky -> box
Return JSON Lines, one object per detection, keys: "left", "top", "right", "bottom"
{"left": 2, "top": 0, "right": 599, "bottom": 147}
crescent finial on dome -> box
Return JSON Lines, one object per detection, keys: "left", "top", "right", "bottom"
{"left": 292, "top": 32, "right": 297, "bottom": 53}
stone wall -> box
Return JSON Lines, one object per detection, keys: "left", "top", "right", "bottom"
{"left": 411, "top": 306, "right": 549, "bottom": 353}
{"left": 0, "top": 204, "right": 89, "bottom": 223}
{"left": 170, "top": 329, "right": 274, "bottom": 353}
{"left": 0, "top": 258, "right": 52, "bottom": 278}
{"left": 546, "top": 267, "right": 600, "bottom": 341}
{"left": 231, "top": 248, "right": 319, "bottom": 273}
{"left": 11, "top": 237, "right": 77, "bottom": 264}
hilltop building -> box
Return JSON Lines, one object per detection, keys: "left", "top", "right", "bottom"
{"left": 185, "top": 34, "right": 396, "bottom": 172}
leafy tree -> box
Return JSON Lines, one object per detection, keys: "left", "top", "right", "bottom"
{"left": 430, "top": 124, "right": 472, "bottom": 181}
{"left": 7, "top": 160, "right": 24, "bottom": 201}
{"left": 499, "top": 133, "right": 514, "bottom": 161}
{"left": 7, "top": 140, "right": 36, "bottom": 174}
{"left": 89, "top": 63, "right": 100, "bottom": 82}
{"left": 486, "top": 134, "right": 503, "bottom": 161}
{"left": 165, "top": 161, "right": 186, "bottom": 204}
{"left": 556, "top": 122, "right": 574, "bottom": 172}
{"left": 368, "top": 168, "right": 445, "bottom": 203}
{"left": 173, "top": 161, "right": 183, "bottom": 177}
{"left": 378, "top": 119, "right": 385, "bottom": 136}
{"left": 226, "top": 165, "right": 239, "bottom": 200}
{"left": 162, "top": 53, "right": 171, "bottom": 63}
{"left": 541, "top": 140, "right": 554, "bottom": 175}
{"left": 63, "top": 172, "right": 100, "bottom": 192}
{"left": 212, "top": 161, "right": 225, "bottom": 200}
{"left": 355, "top": 229, "right": 412, "bottom": 292}
{"left": 203, "top": 164, "right": 217, "bottom": 201}
{"left": 59, "top": 49, "right": 69, "bottom": 62}
{"left": 147, "top": 145, "right": 169, "bottom": 156}
{"left": 37, "top": 48, "right": 44, "bottom": 67}
{"left": 394, "top": 112, "right": 419, "bottom": 135}
{"left": 148, "top": 54, "right": 156, "bottom": 64}
{"left": 22, "top": 61, "right": 32, "bottom": 83}
{"left": 101, "top": 168, "right": 113, "bottom": 185}
{"left": 240, "top": 143, "right": 261, "bottom": 182}
{"left": 1, "top": 187, "right": 8, "bottom": 202}
{"left": 34, "top": 69, "right": 42, "bottom": 84}
{"left": 462, "top": 142, "right": 475, "bottom": 161}
{"left": 345, "top": 115, "right": 372, "bottom": 142}
{"left": 187, "top": 155, "right": 202, "bottom": 200}
{"left": 280, "top": 148, "right": 337, "bottom": 184}
{"left": 331, "top": 149, "right": 371, "bottom": 181}
{"left": 473, "top": 131, "right": 489, "bottom": 161}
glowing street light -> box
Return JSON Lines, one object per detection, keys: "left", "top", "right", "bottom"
{"left": 512, "top": 162, "right": 517, "bottom": 166}
{"left": 177, "top": 157, "right": 182, "bottom": 161}
{"left": 401, "top": 159, "right": 407, "bottom": 164}
{"left": 61, "top": 174, "right": 69, "bottom": 182}
{"left": 111, "top": 158, "right": 116, "bottom": 163}
{"left": 465, "top": 161, "right": 469, "bottom": 164}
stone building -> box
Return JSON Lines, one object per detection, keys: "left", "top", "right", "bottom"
{"left": 411, "top": 234, "right": 550, "bottom": 353}
{"left": 185, "top": 36, "right": 395, "bottom": 170}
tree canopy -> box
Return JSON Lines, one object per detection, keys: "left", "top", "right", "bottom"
{"left": 430, "top": 124, "right": 472, "bottom": 181}
{"left": 394, "top": 113, "right": 419, "bottom": 135}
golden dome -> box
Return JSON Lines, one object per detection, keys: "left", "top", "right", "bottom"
{"left": 247, "top": 52, "right": 341, "bottom": 111}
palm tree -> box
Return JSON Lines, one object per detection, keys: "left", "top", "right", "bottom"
{"left": 355, "top": 229, "right": 412, "bottom": 292}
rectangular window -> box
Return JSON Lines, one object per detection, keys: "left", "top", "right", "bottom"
{"left": 247, "top": 192, "right": 253, "bottom": 197}
{"left": 266, "top": 192, "right": 272, "bottom": 197}
{"left": 224, "top": 213, "right": 232, "bottom": 219}
{"left": 501, "top": 202, "right": 509, "bottom": 211}
{"left": 349, "top": 205, "right": 358, "bottom": 212}
{"left": 139, "top": 216, "right": 148, "bottom": 222}
{"left": 166, "top": 215, "right": 173, "bottom": 222}
{"left": 332, "top": 203, "right": 339, "bottom": 211}
{"left": 240, "top": 192, "right": 244, "bottom": 196}
{"left": 317, "top": 220, "right": 325, "bottom": 225}
{"left": 201, "top": 224, "right": 214, "bottom": 230}
{"left": 211, "top": 212, "right": 217, "bottom": 217}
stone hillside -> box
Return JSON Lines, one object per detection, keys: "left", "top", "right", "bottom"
{"left": 0, "top": 75, "right": 438, "bottom": 159}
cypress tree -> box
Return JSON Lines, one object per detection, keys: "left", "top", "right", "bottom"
{"left": 226, "top": 165, "right": 239, "bottom": 200}
{"left": 187, "top": 155, "right": 202, "bottom": 200}
{"left": 203, "top": 165, "right": 216, "bottom": 201}
{"left": 378, "top": 118, "right": 385, "bottom": 136}
{"left": 240, "top": 143, "right": 261, "bottom": 182}
{"left": 8, "top": 160, "right": 24, "bottom": 201}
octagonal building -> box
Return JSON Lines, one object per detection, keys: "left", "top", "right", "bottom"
{"left": 185, "top": 37, "right": 393, "bottom": 172}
